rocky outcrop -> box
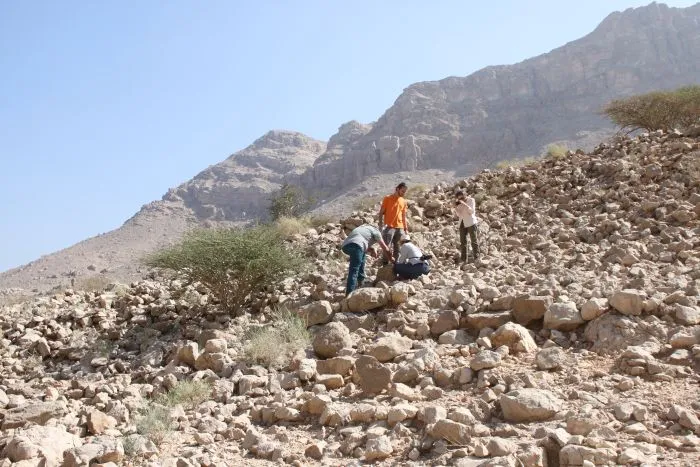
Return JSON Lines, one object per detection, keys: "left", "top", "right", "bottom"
{"left": 163, "top": 130, "right": 326, "bottom": 221}
{"left": 296, "top": 3, "right": 700, "bottom": 193}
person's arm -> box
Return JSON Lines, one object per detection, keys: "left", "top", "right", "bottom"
{"left": 377, "top": 199, "right": 386, "bottom": 229}
{"left": 402, "top": 205, "right": 409, "bottom": 233}
{"left": 464, "top": 197, "right": 475, "bottom": 216}
{"left": 377, "top": 238, "right": 394, "bottom": 262}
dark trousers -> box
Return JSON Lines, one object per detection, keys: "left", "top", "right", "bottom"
{"left": 394, "top": 262, "right": 430, "bottom": 280}
{"left": 342, "top": 243, "right": 366, "bottom": 295}
{"left": 381, "top": 227, "right": 404, "bottom": 262}
{"left": 459, "top": 222, "right": 479, "bottom": 261}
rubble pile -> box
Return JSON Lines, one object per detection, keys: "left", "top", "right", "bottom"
{"left": 1, "top": 130, "right": 699, "bottom": 466}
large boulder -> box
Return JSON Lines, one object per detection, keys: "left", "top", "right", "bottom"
{"left": 345, "top": 288, "right": 388, "bottom": 313}
{"left": 298, "top": 300, "right": 334, "bottom": 326}
{"left": 355, "top": 355, "right": 392, "bottom": 394}
{"left": 544, "top": 302, "right": 584, "bottom": 331}
{"left": 491, "top": 322, "right": 537, "bottom": 353}
{"left": 512, "top": 295, "right": 552, "bottom": 325}
{"left": 1, "top": 401, "right": 67, "bottom": 429}
{"left": 312, "top": 322, "right": 353, "bottom": 358}
{"left": 2, "top": 425, "right": 82, "bottom": 464}
{"left": 366, "top": 334, "right": 413, "bottom": 362}
{"left": 499, "top": 389, "right": 562, "bottom": 422}
{"left": 609, "top": 289, "right": 645, "bottom": 316}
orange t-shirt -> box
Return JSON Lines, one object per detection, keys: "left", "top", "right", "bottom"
{"left": 381, "top": 194, "right": 407, "bottom": 229}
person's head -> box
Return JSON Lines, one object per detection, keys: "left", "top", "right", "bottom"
{"left": 395, "top": 182, "right": 408, "bottom": 197}
{"left": 455, "top": 190, "right": 466, "bottom": 202}
{"left": 399, "top": 234, "right": 412, "bottom": 244}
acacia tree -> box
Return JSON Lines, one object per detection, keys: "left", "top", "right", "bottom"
{"left": 603, "top": 86, "right": 700, "bottom": 132}
{"left": 145, "top": 226, "right": 304, "bottom": 313}
{"left": 268, "top": 184, "right": 314, "bottom": 220}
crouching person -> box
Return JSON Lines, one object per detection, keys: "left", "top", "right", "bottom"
{"left": 342, "top": 224, "right": 394, "bottom": 295}
{"left": 394, "top": 235, "right": 431, "bottom": 280}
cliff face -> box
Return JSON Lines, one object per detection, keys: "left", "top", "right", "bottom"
{"left": 297, "top": 2, "right": 700, "bottom": 192}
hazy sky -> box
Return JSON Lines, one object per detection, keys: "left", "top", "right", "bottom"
{"left": 1, "top": 1, "right": 697, "bottom": 272}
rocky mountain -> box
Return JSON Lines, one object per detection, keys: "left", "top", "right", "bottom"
{"left": 1, "top": 128, "right": 698, "bottom": 465}
{"left": 296, "top": 2, "right": 700, "bottom": 193}
{"left": 162, "top": 130, "right": 326, "bottom": 222}
{"left": 2, "top": 2, "right": 700, "bottom": 294}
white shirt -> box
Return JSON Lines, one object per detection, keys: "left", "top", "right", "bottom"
{"left": 397, "top": 242, "right": 424, "bottom": 265}
{"left": 456, "top": 197, "right": 478, "bottom": 227}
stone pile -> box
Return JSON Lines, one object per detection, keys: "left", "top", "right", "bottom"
{"left": 0, "top": 130, "right": 699, "bottom": 466}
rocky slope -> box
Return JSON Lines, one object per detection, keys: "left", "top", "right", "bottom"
{"left": 1, "top": 129, "right": 698, "bottom": 466}
{"left": 3, "top": 2, "right": 700, "bottom": 297}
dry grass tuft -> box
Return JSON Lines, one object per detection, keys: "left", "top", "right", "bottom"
{"left": 244, "top": 307, "right": 310, "bottom": 368}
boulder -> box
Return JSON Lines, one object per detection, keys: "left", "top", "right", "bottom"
{"left": 544, "top": 302, "right": 584, "bottom": 331}
{"left": 345, "top": 288, "right": 388, "bottom": 313}
{"left": 298, "top": 300, "right": 334, "bottom": 326}
{"left": 512, "top": 295, "right": 551, "bottom": 325}
{"left": 609, "top": 289, "right": 645, "bottom": 316}
{"left": 491, "top": 322, "right": 537, "bottom": 353}
{"left": 366, "top": 334, "right": 413, "bottom": 362}
{"left": 499, "top": 389, "right": 562, "bottom": 422}
{"left": 312, "top": 322, "right": 352, "bottom": 358}
{"left": 355, "top": 355, "right": 392, "bottom": 394}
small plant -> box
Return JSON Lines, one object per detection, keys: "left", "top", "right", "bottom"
{"left": 602, "top": 85, "right": 700, "bottom": 132}
{"left": 545, "top": 144, "right": 568, "bottom": 160}
{"left": 268, "top": 184, "right": 315, "bottom": 220}
{"left": 144, "top": 226, "right": 305, "bottom": 313}
{"left": 75, "top": 274, "right": 112, "bottom": 292}
{"left": 273, "top": 216, "right": 312, "bottom": 238}
{"left": 135, "top": 403, "right": 172, "bottom": 444}
{"left": 156, "top": 380, "right": 212, "bottom": 410}
{"left": 244, "top": 307, "right": 311, "bottom": 368}
{"left": 495, "top": 156, "right": 540, "bottom": 169}
{"left": 307, "top": 215, "right": 334, "bottom": 228}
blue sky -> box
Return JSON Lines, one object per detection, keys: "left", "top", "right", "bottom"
{"left": 0, "top": 1, "right": 697, "bottom": 272}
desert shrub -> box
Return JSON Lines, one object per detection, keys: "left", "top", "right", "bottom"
{"left": 156, "top": 380, "right": 212, "bottom": 410}
{"left": 307, "top": 214, "right": 334, "bottom": 228}
{"left": 244, "top": 307, "right": 310, "bottom": 368}
{"left": 144, "top": 226, "right": 304, "bottom": 313}
{"left": 603, "top": 85, "right": 700, "bottom": 132}
{"left": 273, "top": 216, "right": 312, "bottom": 238}
{"left": 545, "top": 144, "right": 568, "bottom": 160}
{"left": 495, "top": 156, "right": 540, "bottom": 169}
{"left": 75, "top": 274, "right": 112, "bottom": 292}
{"left": 353, "top": 195, "right": 383, "bottom": 212}
{"left": 268, "top": 184, "right": 314, "bottom": 220}
{"left": 135, "top": 403, "right": 172, "bottom": 444}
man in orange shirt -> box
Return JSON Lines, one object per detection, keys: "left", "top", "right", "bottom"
{"left": 377, "top": 182, "right": 409, "bottom": 264}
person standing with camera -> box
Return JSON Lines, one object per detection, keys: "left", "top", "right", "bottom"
{"left": 455, "top": 190, "right": 479, "bottom": 263}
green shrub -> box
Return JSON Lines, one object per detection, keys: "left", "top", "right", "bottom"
{"left": 273, "top": 216, "right": 312, "bottom": 238}
{"left": 269, "top": 184, "right": 314, "bottom": 220}
{"left": 135, "top": 403, "right": 172, "bottom": 444}
{"left": 75, "top": 274, "right": 112, "bottom": 292}
{"left": 495, "top": 156, "right": 540, "bottom": 169}
{"left": 144, "top": 226, "right": 305, "bottom": 313}
{"left": 603, "top": 85, "right": 700, "bottom": 132}
{"left": 156, "top": 380, "right": 212, "bottom": 410}
{"left": 545, "top": 144, "right": 568, "bottom": 160}
{"left": 244, "top": 307, "right": 311, "bottom": 368}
